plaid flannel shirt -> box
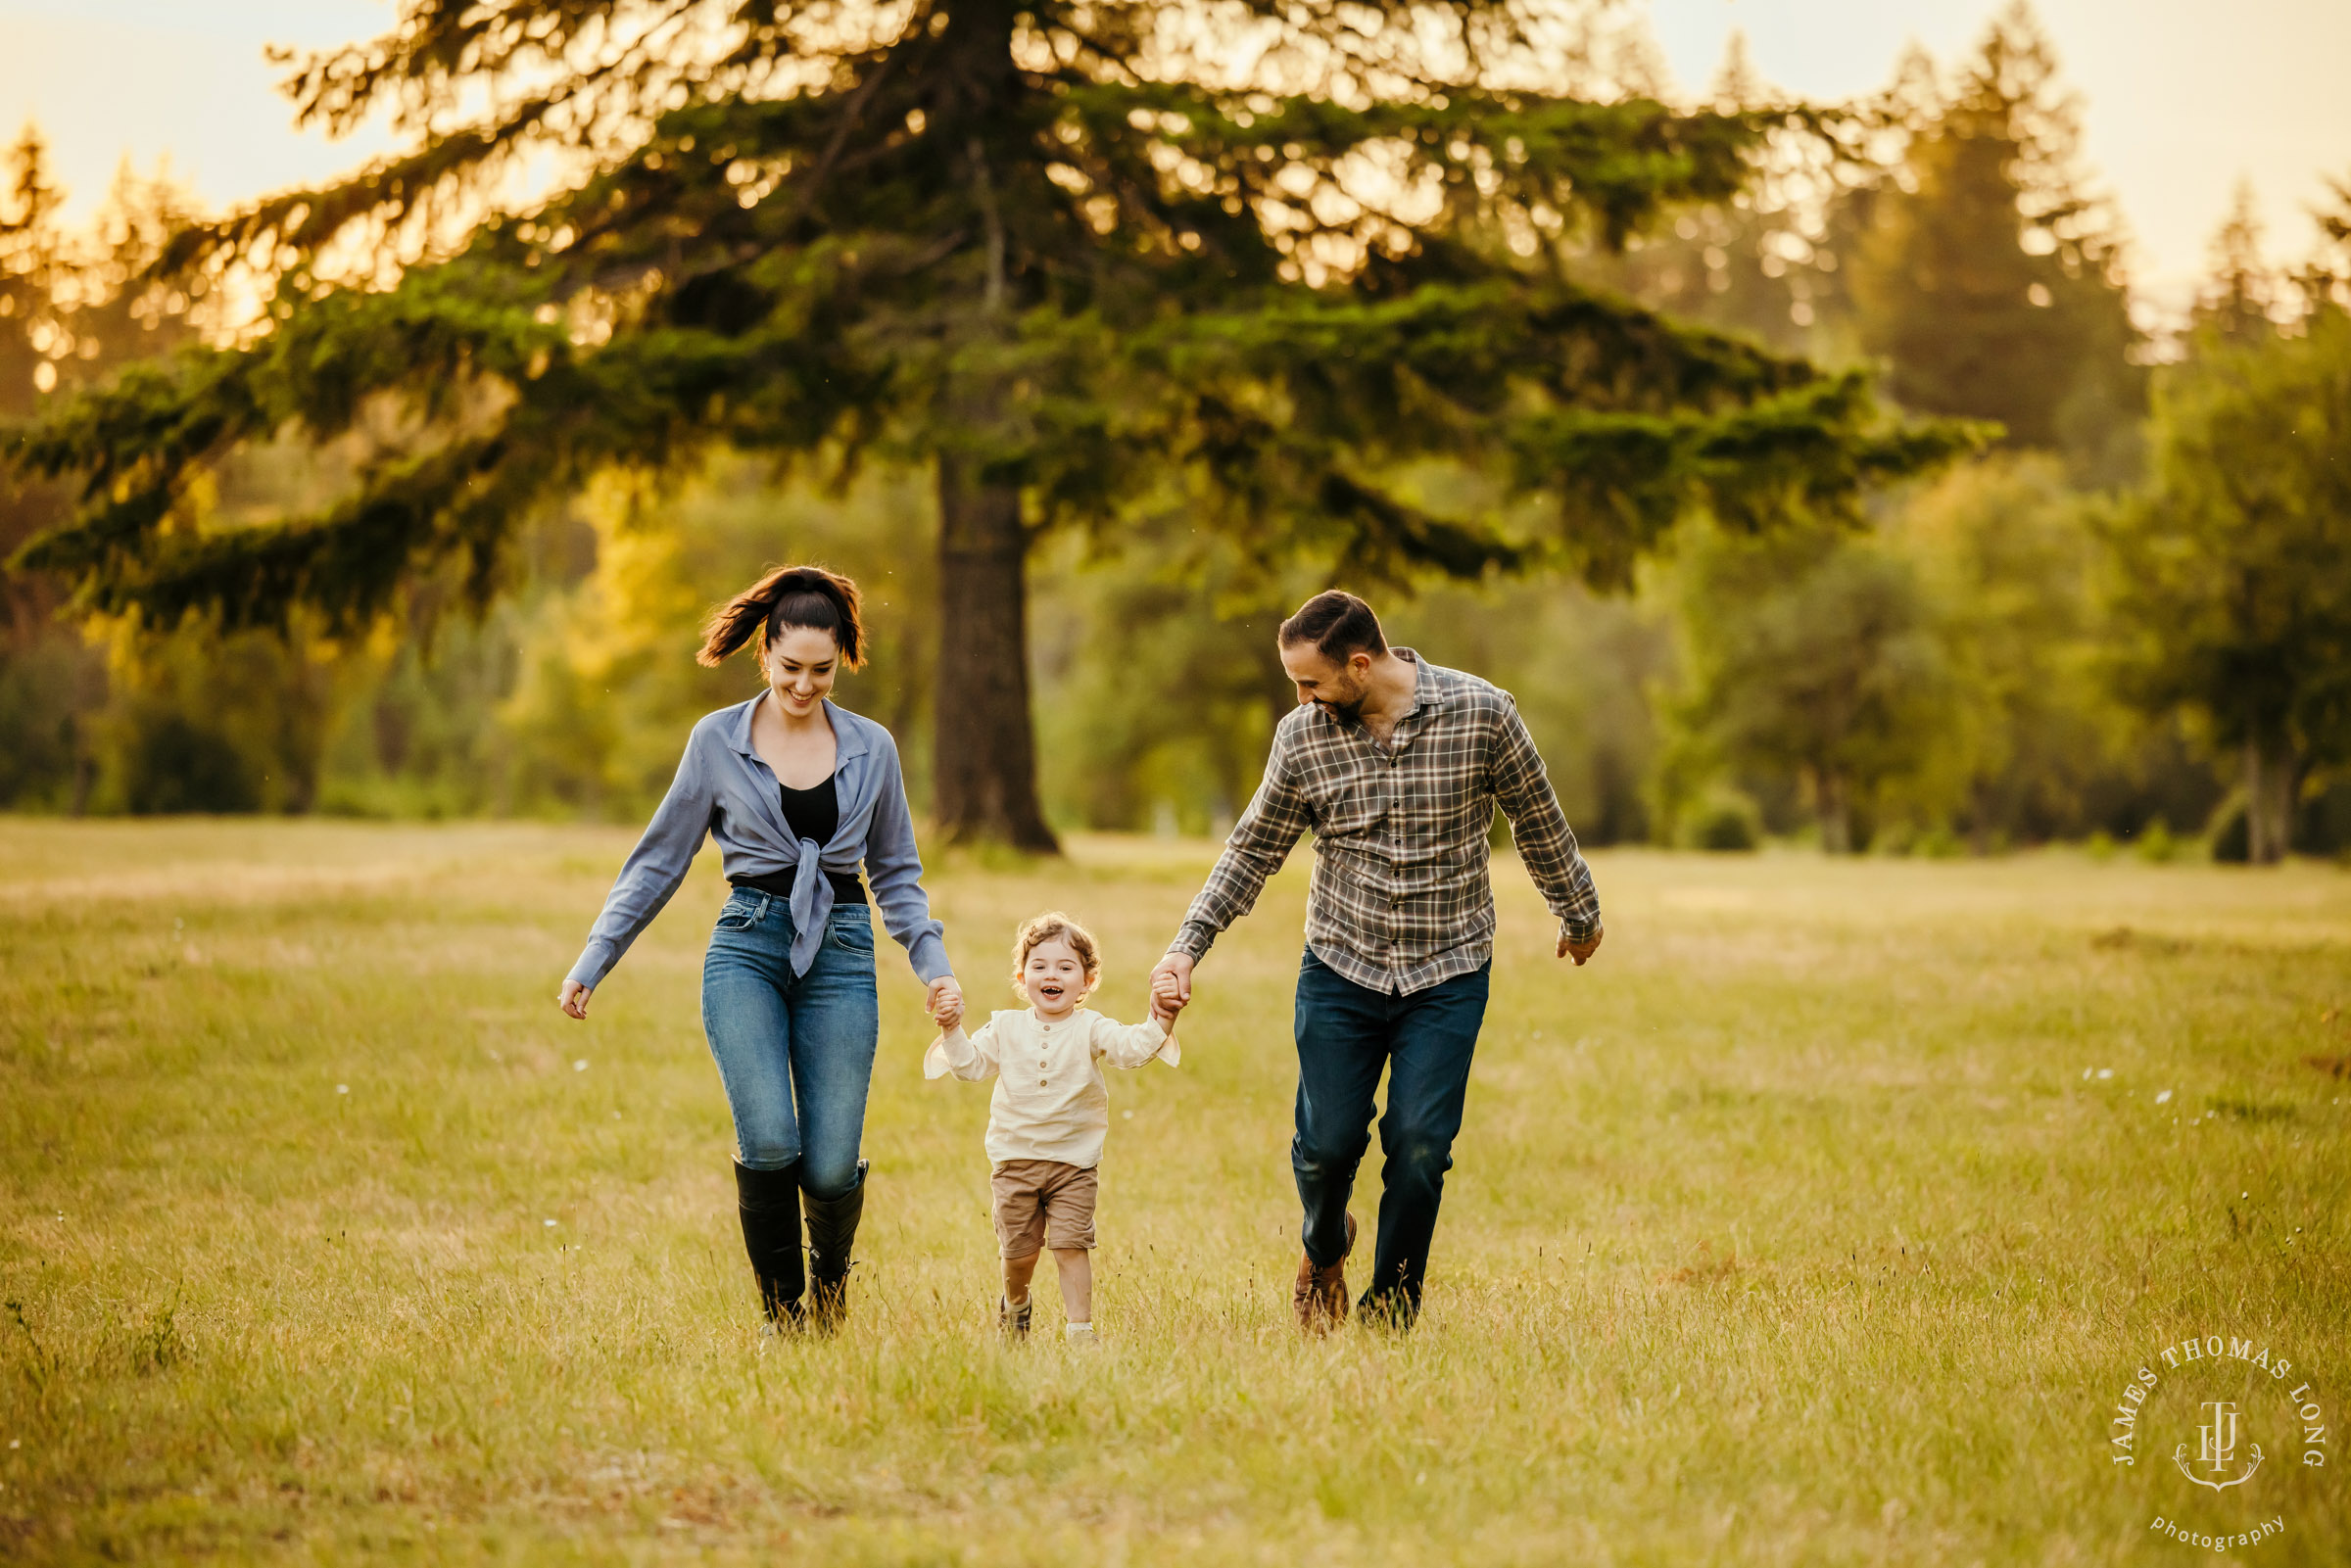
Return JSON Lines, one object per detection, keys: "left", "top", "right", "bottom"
{"left": 1168, "top": 649, "right": 1602, "bottom": 995}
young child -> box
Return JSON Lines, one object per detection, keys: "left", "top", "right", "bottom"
{"left": 927, "top": 911, "right": 1183, "bottom": 1341}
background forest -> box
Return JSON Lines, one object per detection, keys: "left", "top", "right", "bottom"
{"left": 4, "top": 4, "right": 2348, "bottom": 862}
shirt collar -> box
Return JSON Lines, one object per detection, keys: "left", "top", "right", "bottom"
{"left": 1390, "top": 647, "right": 1439, "bottom": 721}
{"left": 723, "top": 695, "right": 869, "bottom": 769}
{"left": 1303, "top": 647, "right": 1439, "bottom": 739}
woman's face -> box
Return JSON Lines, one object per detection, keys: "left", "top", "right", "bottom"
{"left": 764, "top": 625, "right": 841, "bottom": 718}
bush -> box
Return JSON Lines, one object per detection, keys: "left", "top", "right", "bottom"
{"left": 119, "top": 712, "right": 259, "bottom": 814}
{"left": 1914, "top": 825, "right": 1965, "bottom": 859}
{"left": 1681, "top": 790, "right": 1763, "bottom": 852}
{"left": 2134, "top": 821, "right": 2179, "bottom": 863}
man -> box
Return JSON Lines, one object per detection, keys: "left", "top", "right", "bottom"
{"left": 1151, "top": 591, "right": 1604, "bottom": 1331}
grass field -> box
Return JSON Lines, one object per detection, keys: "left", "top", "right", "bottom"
{"left": 2, "top": 819, "right": 2346, "bottom": 1564}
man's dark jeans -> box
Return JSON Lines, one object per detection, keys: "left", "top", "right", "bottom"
{"left": 1292, "top": 947, "right": 1491, "bottom": 1321}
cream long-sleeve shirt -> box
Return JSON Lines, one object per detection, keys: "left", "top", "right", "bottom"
{"left": 924, "top": 1007, "right": 1179, "bottom": 1167}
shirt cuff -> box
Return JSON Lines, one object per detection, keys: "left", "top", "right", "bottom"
{"left": 1167, "top": 922, "right": 1217, "bottom": 962}
{"left": 924, "top": 1026, "right": 973, "bottom": 1080}
{"left": 1559, "top": 915, "right": 1602, "bottom": 945}
{"left": 906, "top": 929, "right": 954, "bottom": 987}
{"left": 565, "top": 941, "right": 616, "bottom": 992}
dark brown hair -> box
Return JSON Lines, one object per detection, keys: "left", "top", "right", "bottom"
{"left": 1278, "top": 590, "right": 1386, "bottom": 662}
{"left": 1010, "top": 910, "right": 1101, "bottom": 997}
{"left": 696, "top": 564, "right": 866, "bottom": 669}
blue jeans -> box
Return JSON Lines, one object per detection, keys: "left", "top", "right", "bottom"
{"left": 1292, "top": 947, "right": 1491, "bottom": 1312}
{"left": 700, "top": 889, "right": 879, "bottom": 1199}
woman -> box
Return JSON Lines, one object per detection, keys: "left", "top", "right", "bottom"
{"left": 556, "top": 565, "right": 961, "bottom": 1333}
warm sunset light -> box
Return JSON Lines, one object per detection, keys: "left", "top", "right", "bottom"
{"left": 3, "top": 2, "right": 2344, "bottom": 1562}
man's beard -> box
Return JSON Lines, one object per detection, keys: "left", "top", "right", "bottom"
{"left": 1317, "top": 690, "right": 1367, "bottom": 723}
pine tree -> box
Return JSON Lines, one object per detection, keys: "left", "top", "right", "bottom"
{"left": 2191, "top": 181, "right": 2280, "bottom": 347}
{"left": 1845, "top": 1, "right": 2141, "bottom": 481}
{"left": 5, "top": 0, "right": 1972, "bottom": 846}
{"left": 0, "top": 127, "right": 69, "bottom": 416}
{"left": 1578, "top": 30, "right": 1841, "bottom": 362}
{"left": 2103, "top": 201, "right": 2351, "bottom": 864}
{"left": 1, "top": 135, "right": 207, "bottom": 810}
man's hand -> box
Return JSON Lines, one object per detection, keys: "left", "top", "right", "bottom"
{"left": 927, "top": 974, "right": 964, "bottom": 1033}
{"left": 1149, "top": 952, "right": 1195, "bottom": 1009}
{"left": 557, "top": 979, "right": 592, "bottom": 1019}
{"left": 1558, "top": 926, "right": 1605, "bottom": 967}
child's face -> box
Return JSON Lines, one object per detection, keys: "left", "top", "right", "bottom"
{"left": 1022, "top": 938, "right": 1091, "bottom": 1018}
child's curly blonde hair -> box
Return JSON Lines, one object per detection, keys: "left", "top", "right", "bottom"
{"left": 1009, "top": 910, "right": 1101, "bottom": 999}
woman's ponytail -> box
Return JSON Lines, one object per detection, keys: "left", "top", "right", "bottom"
{"left": 696, "top": 564, "right": 866, "bottom": 669}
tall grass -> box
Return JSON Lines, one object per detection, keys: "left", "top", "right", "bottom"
{"left": 1, "top": 820, "right": 2344, "bottom": 1563}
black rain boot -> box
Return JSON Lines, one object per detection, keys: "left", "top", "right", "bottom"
{"left": 734, "top": 1162, "right": 805, "bottom": 1330}
{"left": 801, "top": 1160, "right": 868, "bottom": 1336}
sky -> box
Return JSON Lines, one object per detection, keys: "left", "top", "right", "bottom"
{"left": 3, "top": 0, "right": 2348, "bottom": 317}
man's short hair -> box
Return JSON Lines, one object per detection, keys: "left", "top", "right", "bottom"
{"left": 1278, "top": 591, "right": 1386, "bottom": 662}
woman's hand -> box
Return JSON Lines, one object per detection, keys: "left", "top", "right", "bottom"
{"left": 557, "top": 979, "right": 592, "bottom": 1020}
{"left": 927, "top": 974, "right": 964, "bottom": 1033}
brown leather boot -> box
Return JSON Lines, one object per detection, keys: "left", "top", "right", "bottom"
{"left": 1292, "top": 1212, "right": 1358, "bottom": 1333}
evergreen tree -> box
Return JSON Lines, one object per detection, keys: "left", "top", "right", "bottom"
{"left": 1843, "top": 2, "right": 2141, "bottom": 482}
{"left": 1, "top": 134, "right": 208, "bottom": 810}
{"left": 1579, "top": 31, "right": 1844, "bottom": 362}
{"left": 2104, "top": 261, "right": 2351, "bottom": 863}
{"left": 2192, "top": 181, "right": 2282, "bottom": 346}
{"left": 5, "top": 0, "right": 1969, "bottom": 846}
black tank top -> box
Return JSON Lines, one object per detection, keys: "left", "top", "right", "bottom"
{"left": 732, "top": 778, "right": 867, "bottom": 905}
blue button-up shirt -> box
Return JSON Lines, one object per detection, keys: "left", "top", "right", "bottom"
{"left": 566, "top": 697, "right": 950, "bottom": 991}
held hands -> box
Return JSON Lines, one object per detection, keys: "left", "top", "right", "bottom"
{"left": 927, "top": 974, "right": 965, "bottom": 1033}
{"left": 1147, "top": 952, "right": 1194, "bottom": 1026}
{"left": 1558, "top": 925, "right": 1605, "bottom": 967}
{"left": 1149, "top": 966, "right": 1188, "bottom": 1026}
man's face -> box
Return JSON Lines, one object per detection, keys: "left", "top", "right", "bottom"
{"left": 1280, "top": 642, "right": 1373, "bottom": 722}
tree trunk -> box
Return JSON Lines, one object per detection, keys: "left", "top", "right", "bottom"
{"left": 933, "top": 453, "right": 1059, "bottom": 851}
{"left": 1815, "top": 767, "right": 1851, "bottom": 855}
{"left": 2245, "top": 738, "right": 2296, "bottom": 865}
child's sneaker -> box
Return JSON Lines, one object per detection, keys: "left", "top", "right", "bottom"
{"left": 999, "top": 1295, "right": 1032, "bottom": 1339}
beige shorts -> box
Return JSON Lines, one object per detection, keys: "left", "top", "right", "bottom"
{"left": 990, "top": 1159, "right": 1098, "bottom": 1258}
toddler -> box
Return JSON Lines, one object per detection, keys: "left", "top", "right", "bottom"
{"left": 927, "top": 911, "right": 1183, "bottom": 1340}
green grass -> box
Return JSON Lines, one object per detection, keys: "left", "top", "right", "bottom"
{"left": 2, "top": 819, "right": 2346, "bottom": 1564}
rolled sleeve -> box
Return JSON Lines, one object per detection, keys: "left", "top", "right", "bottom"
{"left": 1169, "top": 736, "right": 1312, "bottom": 963}
{"left": 1488, "top": 697, "right": 1602, "bottom": 942}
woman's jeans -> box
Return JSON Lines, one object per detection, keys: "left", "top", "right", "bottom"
{"left": 1292, "top": 946, "right": 1491, "bottom": 1314}
{"left": 700, "top": 889, "right": 879, "bottom": 1200}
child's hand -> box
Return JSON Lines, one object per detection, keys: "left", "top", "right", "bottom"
{"left": 1150, "top": 970, "right": 1186, "bottom": 1024}
{"left": 930, "top": 983, "right": 965, "bottom": 1034}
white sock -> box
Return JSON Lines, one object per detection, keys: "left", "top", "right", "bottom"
{"left": 1065, "top": 1321, "right": 1093, "bottom": 1338}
